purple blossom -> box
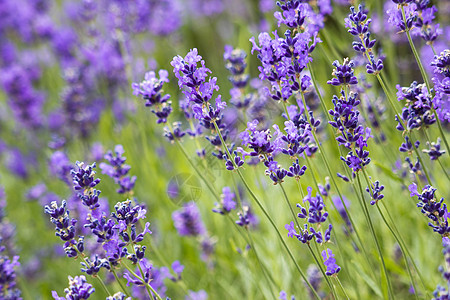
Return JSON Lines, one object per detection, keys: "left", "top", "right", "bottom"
{"left": 321, "top": 248, "right": 341, "bottom": 276}
{"left": 172, "top": 202, "right": 206, "bottom": 237}
{"left": 52, "top": 275, "right": 94, "bottom": 300}
{"left": 132, "top": 70, "right": 172, "bottom": 124}
{"left": 212, "top": 187, "right": 237, "bottom": 215}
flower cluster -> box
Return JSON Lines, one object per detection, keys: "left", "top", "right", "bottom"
{"left": 100, "top": 145, "right": 137, "bottom": 194}
{"left": 212, "top": 187, "right": 237, "bottom": 215}
{"left": 396, "top": 81, "right": 436, "bottom": 130}
{"left": 223, "top": 45, "right": 251, "bottom": 109}
{"left": 52, "top": 275, "right": 95, "bottom": 300}
{"left": 345, "top": 5, "right": 383, "bottom": 75}
{"left": 365, "top": 180, "right": 385, "bottom": 205}
{"left": 433, "top": 237, "right": 450, "bottom": 300}
{"left": 327, "top": 59, "right": 358, "bottom": 86}
{"left": 172, "top": 202, "right": 206, "bottom": 237}
{"left": 285, "top": 187, "right": 333, "bottom": 245}
{"left": 321, "top": 248, "right": 341, "bottom": 276}
{"left": 387, "top": 1, "right": 442, "bottom": 44}
{"left": 327, "top": 88, "right": 372, "bottom": 174}
{"left": 171, "top": 48, "right": 226, "bottom": 127}
{"left": 249, "top": 30, "right": 318, "bottom": 102}
{"left": 0, "top": 188, "right": 21, "bottom": 299}
{"left": 409, "top": 183, "right": 449, "bottom": 236}
{"left": 431, "top": 50, "right": 450, "bottom": 122}
{"left": 423, "top": 138, "right": 445, "bottom": 161}
{"left": 132, "top": 70, "right": 172, "bottom": 124}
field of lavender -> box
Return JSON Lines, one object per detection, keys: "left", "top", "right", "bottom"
{"left": 0, "top": 0, "right": 449, "bottom": 299}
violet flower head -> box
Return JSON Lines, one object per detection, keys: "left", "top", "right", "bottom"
{"left": 106, "top": 292, "right": 131, "bottom": 300}
{"left": 327, "top": 58, "right": 358, "bottom": 86}
{"left": 132, "top": 69, "right": 172, "bottom": 124}
{"left": 396, "top": 81, "right": 436, "bottom": 130}
{"left": 431, "top": 50, "right": 450, "bottom": 122}
{"left": 186, "top": 290, "right": 208, "bottom": 300}
{"left": 345, "top": 5, "right": 384, "bottom": 74}
{"left": 249, "top": 30, "right": 319, "bottom": 102}
{"left": 71, "top": 162, "right": 100, "bottom": 191}
{"left": 100, "top": 145, "right": 137, "bottom": 194}
{"left": 386, "top": 2, "right": 417, "bottom": 31}
{"left": 410, "top": 183, "right": 449, "bottom": 237}
{"left": 52, "top": 275, "right": 95, "bottom": 300}
{"left": 236, "top": 205, "right": 258, "bottom": 228}
{"left": 274, "top": 1, "right": 307, "bottom": 29}
{"left": 172, "top": 202, "right": 206, "bottom": 237}
{"left": 0, "top": 252, "right": 21, "bottom": 299}
{"left": 321, "top": 248, "right": 341, "bottom": 276}
{"left": 212, "top": 187, "right": 237, "bottom": 215}
{"left": 423, "top": 138, "right": 445, "bottom": 160}
{"left": 366, "top": 180, "right": 385, "bottom": 205}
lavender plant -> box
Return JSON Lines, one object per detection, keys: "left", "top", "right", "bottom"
{"left": 0, "top": 0, "right": 448, "bottom": 299}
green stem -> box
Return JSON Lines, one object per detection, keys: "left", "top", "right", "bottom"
{"left": 174, "top": 139, "right": 220, "bottom": 202}
{"left": 95, "top": 276, "right": 112, "bottom": 297}
{"left": 246, "top": 229, "right": 279, "bottom": 299}
{"left": 112, "top": 269, "right": 128, "bottom": 295}
{"left": 335, "top": 277, "right": 350, "bottom": 300}
{"left": 356, "top": 174, "right": 393, "bottom": 300}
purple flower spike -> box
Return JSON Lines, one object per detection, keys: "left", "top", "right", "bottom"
{"left": 321, "top": 248, "right": 341, "bottom": 276}
{"left": 172, "top": 202, "right": 206, "bottom": 237}
{"left": 52, "top": 275, "right": 95, "bottom": 300}
{"left": 327, "top": 58, "right": 358, "bottom": 86}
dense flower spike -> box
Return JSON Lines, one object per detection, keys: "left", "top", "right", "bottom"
{"left": 132, "top": 70, "right": 172, "bottom": 124}
{"left": 366, "top": 180, "right": 385, "bottom": 205}
{"left": 327, "top": 87, "right": 372, "bottom": 175}
{"left": 100, "top": 145, "right": 137, "bottom": 194}
{"left": 423, "top": 138, "right": 445, "bottom": 161}
{"left": 345, "top": 5, "right": 384, "bottom": 74}
{"left": 52, "top": 275, "right": 95, "bottom": 300}
{"left": 396, "top": 81, "right": 436, "bottom": 130}
{"left": 286, "top": 187, "right": 333, "bottom": 245}
{"left": 249, "top": 29, "right": 319, "bottom": 102}
{"left": 327, "top": 59, "right": 358, "bottom": 86}
{"left": 0, "top": 190, "right": 21, "bottom": 300}
{"left": 321, "top": 249, "right": 341, "bottom": 276}
{"left": 172, "top": 202, "right": 206, "bottom": 237}
{"left": 431, "top": 50, "right": 450, "bottom": 122}
{"left": 212, "top": 187, "right": 237, "bottom": 215}
{"left": 410, "top": 183, "right": 449, "bottom": 237}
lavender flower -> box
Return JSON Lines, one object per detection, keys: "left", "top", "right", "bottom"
{"left": 321, "top": 248, "right": 341, "bottom": 276}
{"left": 132, "top": 70, "right": 172, "bottom": 124}
{"left": 0, "top": 195, "right": 21, "bottom": 300}
{"left": 172, "top": 202, "right": 206, "bottom": 237}
{"left": 345, "top": 5, "right": 384, "bottom": 74}
{"left": 327, "top": 58, "right": 358, "bottom": 86}
{"left": 431, "top": 50, "right": 450, "bottom": 122}
{"left": 423, "top": 138, "right": 446, "bottom": 160}
{"left": 52, "top": 275, "right": 95, "bottom": 300}
{"left": 365, "top": 180, "right": 385, "bottom": 205}
{"left": 328, "top": 86, "right": 372, "bottom": 175}
{"left": 396, "top": 81, "right": 436, "bottom": 130}
{"left": 410, "top": 183, "right": 449, "bottom": 236}
{"left": 287, "top": 187, "right": 333, "bottom": 244}
{"left": 212, "top": 187, "right": 237, "bottom": 215}
{"left": 100, "top": 145, "right": 137, "bottom": 194}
